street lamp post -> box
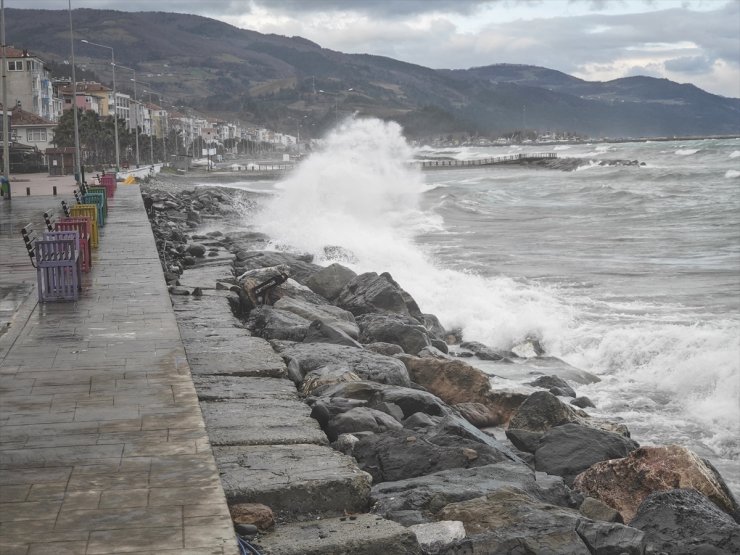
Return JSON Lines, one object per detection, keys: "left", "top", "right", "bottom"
{"left": 80, "top": 39, "right": 119, "bottom": 172}
{"left": 142, "top": 86, "right": 167, "bottom": 165}
{"left": 68, "top": 0, "right": 82, "bottom": 185}
{"left": 138, "top": 81, "right": 156, "bottom": 165}
{"left": 116, "top": 64, "right": 140, "bottom": 167}
{"left": 318, "top": 89, "right": 353, "bottom": 125}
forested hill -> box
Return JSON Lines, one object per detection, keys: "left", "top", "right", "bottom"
{"left": 7, "top": 8, "right": 740, "bottom": 139}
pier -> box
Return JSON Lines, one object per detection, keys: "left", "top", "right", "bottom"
{"left": 414, "top": 152, "right": 557, "bottom": 169}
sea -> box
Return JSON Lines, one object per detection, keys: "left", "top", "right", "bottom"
{"left": 203, "top": 118, "right": 740, "bottom": 495}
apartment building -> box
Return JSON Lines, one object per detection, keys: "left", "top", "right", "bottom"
{"left": 4, "top": 47, "right": 58, "bottom": 122}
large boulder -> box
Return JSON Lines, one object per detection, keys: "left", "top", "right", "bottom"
{"left": 335, "top": 272, "right": 421, "bottom": 318}
{"left": 273, "top": 296, "right": 359, "bottom": 338}
{"left": 573, "top": 445, "right": 740, "bottom": 523}
{"left": 527, "top": 374, "right": 577, "bottom": 398}
{"left": 303, "top": 319, "right": 362, "bottom": 348}
{"left": 420, "top": 313, "right": 447, "bottom": 341}
{"left": 372, "top": 463, "right": 577, "bottom": 521}
{"left": 437, "top": 487, "right": 591, "bottom": 554}
{"left": 460, "top": 340, "right": 510, "bottom": 361}
{"left": 300, "top": 365, "right": 361, "bottom": 396}
{"left": 350, "top": 417, "right": 520, "bottom": 483}
{"left": 233, "top": 250, "right": 320, "bottom": 284}
{"left": 574, "top": 520, "right": 646, "bottom": 555}
{"left": 400, "top": 355, "right": 527, "bottom": 426}
{"left": 245, "top": 306, "right": 309, "bottom": 341}
{"left": 304, "top": 262, "right": 357, "bottom": 301}
{"left": 534, "top": 423, "right": 639, "bottom": 485}
{"left": 308, "top": 381, "right": 451, "bottom": 422}
{"left": 325, "top": 407, "right": 403, "bottom": 441}
{"left": 356, "top": 313, "right": 431, "bottom": 355}
{"left": 630, "top": 489, "right": 740, "bottom": 554}
{"left": 279, "top": 343, "right": 411, "bottom": 387}
{"left": 507, "top": 390, "right": 580, "bottom": 433}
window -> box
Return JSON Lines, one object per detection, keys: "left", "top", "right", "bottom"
{"left": 8, "top": 60, "right": 24, "bottom": 71}
{"left": 26, "top": 129, "right": 47, "bottom": 142}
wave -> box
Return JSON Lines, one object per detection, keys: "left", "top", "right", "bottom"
{"left": 252, "top": 118, "right": 739, "bottom": 461}
{"left": 730, "top": 151, "right": 740, "bottom": 159}
{"left": 675, "top": 148, "right": 699, "bottom": 156}
{"left": 725, "top": 170, "right": 740, "bottom": 179}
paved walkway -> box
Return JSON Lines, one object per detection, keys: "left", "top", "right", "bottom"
{"left": 0, "top": 186, "right": 238, "bottom": 554}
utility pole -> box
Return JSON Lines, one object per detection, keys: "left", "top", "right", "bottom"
{"left": 81, "top": 39, "right": 119, "bottom": 171}
{"left": 68, "top": 0, "right": 82, "bottom": 185}
{"left": 1, "top": 0, "right": 10, "bottom": 199}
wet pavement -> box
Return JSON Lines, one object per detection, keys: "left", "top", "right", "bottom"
{"left": 0, "top": 185, "right": 238, "bottom": 554}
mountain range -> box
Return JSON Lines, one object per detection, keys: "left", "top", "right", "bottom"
{"left": 7, "top": 8, "right": 740, "bottom": 139}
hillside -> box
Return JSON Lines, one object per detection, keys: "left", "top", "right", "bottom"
{"left": 6, "top": 8, "right": 740, "bottom": 139}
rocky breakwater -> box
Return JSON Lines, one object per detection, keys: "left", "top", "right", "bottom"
{"left": 143, "top": 183, "right": 739, "bottom": 555}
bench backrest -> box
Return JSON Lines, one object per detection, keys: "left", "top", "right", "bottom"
{"left": 43, "top": 231, "right": 80, "bottom": 257}
{"left": 44, "top": 209, "right": 56, "bottom": 232}
{"left": 61, "top": 200, "right": 71, "bottom": 217}
{"left": 20, "top": 223, "right": 38, "bottom": 268}
{"left": 70, "top": 204, "right": 98, "bottom": 225}
{"left": 55, "top": 219, "right": 89, "bottom": 239}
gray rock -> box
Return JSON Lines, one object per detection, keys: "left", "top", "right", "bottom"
{"left": 371, "top": 463, "right": 576, "bottom": 520}
{"left": 279, "top": 343, "right": 411, "bottom": 387}
{"left": 169, "top": 286, "right": 190, "bottom": 295}
{"left": 505, "top": 428, "right": 542, "bottom": 454}
{"left": 304, "top": 263, "right": 357, "bottom": 301}
{"left": 364, "top": 342, "right": 404, "bottom": 356}
{"left": 460, "top": 340, "right": 509, "bottom": 361}
{"left": 187, "top": 242, "right": 207, "bottom": 257}
{"left": 438, "top": 487, "right": 591, "bottom": 554}
{"left": 508, "top": 390, "right": 580, "bottom": 433}
{"left": 255, "top": 513, "right": 422, "bottom": 555}
{"left": 575, "top": 520, "right": 646, "bottom": 555}
{"left": 234, "top": 250, "right": 320, "bottom": 284}
{"left": 580, "top": 496, "right": 624, "bottom": 523}
{"left": 352, "top": 420, "right": 520, "bottom": 483}
{"left": 245, "top": 306, "right": 310, "bottom": 342}
{"left": 528, "top": 375, "right": 576, "bottom": 397}
{"left": 403, "top": 412, "right": 441, "bottom": 429}
{"left": 421, "top": 313, "right": 447, "bottom": 341}
{"left": 308, "top": 380, "right": 451, "bottom": 421}
{"left": 373, "top": 401, "right": 405, "bottom": 422}
{"left": 430, "top": 339, "right": 449, "bottom": 354}
{"left": 357, "top": 313, "right": 431, "bottom": 355}
{"left": 409, "top": 521, "right": 466, "bottom": 554}
{"left": 336, "top": 272, "right": 414, "bottom": 317}
{"left": 300, "top": 365, "right": 361, "bottom": 396}
{"left": 631, "top": 489, "right": 740, "bottom": 554}
{"left": 534, "top": 423, "right": 639, "bottom": 484}
{"left": 572, "top": 396, "right": 596, "bottom": 408}
{"left": 304, "top": 319, "right": 363, "bottom": 348}
{"left": 274, "top": 296, "right": 359, "bottom": 339}
{"left": 326, "top": 407, "right": 404, "bottom": 441}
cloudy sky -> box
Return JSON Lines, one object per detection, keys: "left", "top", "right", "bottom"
{"left": 13, "top": 0, "right": 740, "bottom": 97}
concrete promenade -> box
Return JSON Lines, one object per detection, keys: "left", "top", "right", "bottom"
{"left": 0, "top": 184, "right": 238, "bottom": 553}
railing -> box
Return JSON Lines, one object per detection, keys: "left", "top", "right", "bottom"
{"left": 414, "top": 152, "right": 557, "bottom": 169}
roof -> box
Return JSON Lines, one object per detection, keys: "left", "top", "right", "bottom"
{"left": 4, "top": 47, "right": 45, "bottom": 61}
{"left": 0, "top": 104, "right": 55, "bottom": 126}
{"left": 58, "top": 82, "right": 111, "bottom": 94}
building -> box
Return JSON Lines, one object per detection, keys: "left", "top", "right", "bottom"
{"left": 4, "top": 47, "right": 58, "bottom": 122}
{"left": 6, "top": 105, "right": 56, "bottom": 165}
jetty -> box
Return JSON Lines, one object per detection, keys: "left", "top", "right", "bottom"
{"left": 414, "top": 152, "right": 557, "bottom": 170}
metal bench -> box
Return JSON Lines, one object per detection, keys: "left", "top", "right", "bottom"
{"left": 21, "top": 223, "right": 81, "bottom": 302}
{"left": 45, "top": 209, "right": 92, "bottom": 273}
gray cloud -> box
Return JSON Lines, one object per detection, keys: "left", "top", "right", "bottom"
{"left": 664, "top": 55, "right": 714, "bottom": 74}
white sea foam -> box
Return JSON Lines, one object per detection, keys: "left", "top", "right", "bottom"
{"left": 675, "top": 148, "right": 699, "bottom": 156}
{"left": 725, "top": 169, "right": 740, "bottom": 179}
{"left": 553, "top": 145, "right": 571, "bottom": 151}
{"left": 254, "top": 119, "right": 740, "bottom": 463}
{"left": 730, "top": 150, "right": 740, "bottom": 158}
